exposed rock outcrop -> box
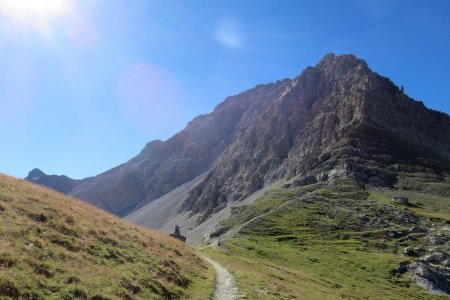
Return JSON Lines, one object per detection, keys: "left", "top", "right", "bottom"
{"left": 181, "top": 54, "right": 450, "bottom": 220}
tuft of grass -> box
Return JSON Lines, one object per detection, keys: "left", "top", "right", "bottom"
{"left": 0, "top": 173, "right": 214, "bottom": 299}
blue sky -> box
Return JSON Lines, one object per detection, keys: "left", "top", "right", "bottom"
{"left": 0, "top": 0, "right": 449, "bottom": 179}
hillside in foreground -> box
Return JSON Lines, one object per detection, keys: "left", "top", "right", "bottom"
{"left": 0, "top": 174, "right": 213, "bottom": 299}
{"left": 204, "top": 175, "right": 450, "bottom": 299}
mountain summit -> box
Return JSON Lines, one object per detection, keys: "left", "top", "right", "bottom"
{"left": 27, "top": 54, "right": 450, "bottom": 223}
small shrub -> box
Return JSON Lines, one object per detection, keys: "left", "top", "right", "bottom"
{"left": 51, "top": 222, "right": 80, "bottom": 237}
{"left": 97, "top": 236, "right": 119, "bottom": 247}
{"left": 122, "top": 280, "right": 141, "bottom": 295}
{"left": 0, "top": 279, "right": 20, "bottom": 299}
{"left": 21, "top": 290, "right": 45, "bottom": 300}
{"left": 275, "top": 235, "right": 298, "bottom": 242}
{"left": 173, "top": 249, "right": 183, "bottom": 257}
{"left": 63, "top": 288, "right": 87, "bottom": 300}
{"left": 66, "top": 276, "right": 81, "bottom": 284}
{"left": 25, "top": 197, "right": 39, "bottom": 203}
{"left": 27, "top": 213, "right": 47, "bottom": 223}
{"left": 29, "top": 261, "right": 53, "bottom": 278}
{"left": 0, "top": 254, "right": 16, "bottom": 269}
{"left": 0, "top": 194, "right": 13, "bottom": 202}
{"left": 65, "top": 216, "right": 75, "bottom": 225}
{"left": 50, "top": 235, "right": 80, "bottom": 252}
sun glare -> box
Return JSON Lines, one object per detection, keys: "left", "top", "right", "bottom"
{"left": 0, "top": 0, "right": 70, "bottom": 23}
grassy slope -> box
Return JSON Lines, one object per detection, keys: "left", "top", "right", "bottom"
{"left": 0, "top": 174, "right": 214, "bottom": 300}
{"left": 203, "top": 178, "right": 449, "bottom": 300}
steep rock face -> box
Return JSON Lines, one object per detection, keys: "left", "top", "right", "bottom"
{"left": 182, "top": 54, "right": 450, "bottom": 219}
{"left": 27, "top": 54, "right": 450, "bottom": 221}
{"left": 27, "top": 80, "right": 291, "bottom": 216}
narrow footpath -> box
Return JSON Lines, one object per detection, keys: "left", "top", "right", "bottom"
{"left": 202, "top": 256, "right": 237, "bottom": 300}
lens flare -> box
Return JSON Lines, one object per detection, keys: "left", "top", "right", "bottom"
{"left": 0, "top": 0, "right": 70, "bottom": 23}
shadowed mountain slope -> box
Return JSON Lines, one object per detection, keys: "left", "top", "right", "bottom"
{"left": 25, "top": 168, "right": 87, "bottom": 195}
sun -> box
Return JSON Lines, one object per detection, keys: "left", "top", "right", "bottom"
{"left": 0, "top": 0, "right": 70, "bottom": 24}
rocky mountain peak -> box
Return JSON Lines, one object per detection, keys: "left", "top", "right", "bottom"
{"left": 181, "top": 54, "right": 450, "bottom": 220}
{"left": 317, "top": 53, "right": 369, "bottom": 71}
{"left": 27, "top": 168, "right": 46, "bottom": 180}
{"left": 26, "top": 54, "right": 450, "bottom": 223}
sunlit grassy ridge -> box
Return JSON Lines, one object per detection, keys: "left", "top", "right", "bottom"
{"left": 204, "top": 178, "right": 449, "bottom": 299}
{"left": 0, "top": 174, "right": 213, "bottom": 299}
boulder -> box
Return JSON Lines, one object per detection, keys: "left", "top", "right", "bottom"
{"left": 393, "top": 262, "right": 409, "bottom": 274}
{"left": 444, "top": 259, "right": 450, "bottom": 267}
{"left": 424, "top": 252, "right": 447, "bottom": 264}
{"left": 404, "top": 247, "right": 425, "bottom": 257}
{"left": 317, "top": 173, "right": 329, "bottom": 182}
{"left": 429, "top": 234, "right": 450, "bottom": 245}
{"left": 411, "top": 226, "right": 428, "bottom": 234}
{"left": 388, "top": 231, "right": 406, "bottom": 239}
{"left": 407, "top": 235, "right": 418, "bottom": 241}
{"left": 410, "top": 262, "right": 450, "bottom": 294}
{"left": 293, "top": 175, "right": 318, "bottom": 186}
{"left": 392, "top": 197, "right": 409, "bottom": 204}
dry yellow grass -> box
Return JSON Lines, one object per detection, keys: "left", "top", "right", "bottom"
{"left": 0, "top": 173, "right": 213, "bottom": 299}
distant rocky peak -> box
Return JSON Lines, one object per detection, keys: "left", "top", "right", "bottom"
{"left": 27, "top": 168, "right": 46, "bottom": 180}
